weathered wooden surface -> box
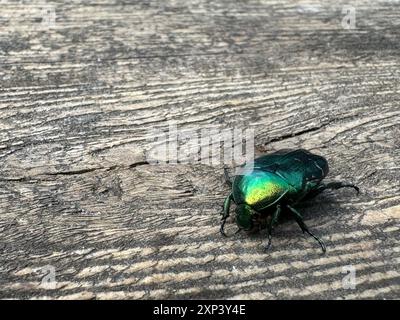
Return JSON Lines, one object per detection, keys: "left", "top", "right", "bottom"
{"left": 0, "top": 0, "right": 399, "bottom": 299}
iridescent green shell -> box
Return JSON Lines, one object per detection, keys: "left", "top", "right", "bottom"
{"left": 232, "top": 149, "right": 329, "bottom": 211}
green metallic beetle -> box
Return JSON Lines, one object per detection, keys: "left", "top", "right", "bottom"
{"left": 221, "top": 149, "right": 359, "bottom": 253}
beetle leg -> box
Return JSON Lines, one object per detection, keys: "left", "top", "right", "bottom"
{"left": 303, "top": 181, "right": 359, "bottom": 201}
{"left": 265, "top": 205, "right": 281, "bottom": 251}
{"left": 265, "top": 223, "right": 273, "bottom": 250}
{"left": 223, "top": 166, "right": 233, "bottom": 187}
{"left": 287, "top": 205, "right": 326, "bottom": 254}
{"left": 220, "top": 192, "right": 233, "bottom": 237}
{"left": 324, "top": 181, "right": 360, "bottom": 194}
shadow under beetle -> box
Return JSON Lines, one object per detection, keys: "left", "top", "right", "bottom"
{"left": 221, "top": 149, "right": 359, "bottom": 253}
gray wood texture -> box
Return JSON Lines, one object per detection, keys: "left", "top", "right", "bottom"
{"left": 0, "top": 0, "right": 399, "bottom": 299}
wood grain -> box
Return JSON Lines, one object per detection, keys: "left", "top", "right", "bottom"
{"left": 0, "top": 0, "right": 399, "bottom": 299}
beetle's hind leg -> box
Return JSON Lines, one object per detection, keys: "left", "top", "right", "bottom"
{"left": 264, "top": 205, "right": 281, "bottom": 251}
{"left": 316, "top": 181, "right": 359, "bottom": 196}
{"left": 286, "top": 205, "right": 326, "bottom": 254}
{"left": 303, "top": 181, "right": 359, "bottom": 201}
{"left": 324, "top": 181, "right": 359, "bottom": 194}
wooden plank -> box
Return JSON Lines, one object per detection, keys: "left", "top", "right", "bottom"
{"left": 0, "top": 0, "right": 399, "bottom": 299}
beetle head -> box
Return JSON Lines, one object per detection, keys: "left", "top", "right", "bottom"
{"left": 235, "top": 204, "right": 255, "bottom": 230}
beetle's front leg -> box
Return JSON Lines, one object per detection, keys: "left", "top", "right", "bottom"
{"left": 265, "top": 204, "right": 281, "bottom": 251}
{"left": 220, "top": 192, "right": 233, "bottom": 237}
